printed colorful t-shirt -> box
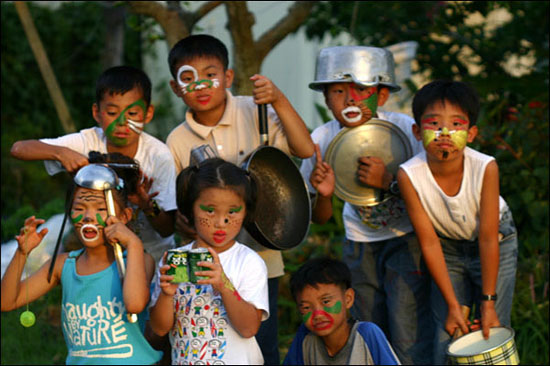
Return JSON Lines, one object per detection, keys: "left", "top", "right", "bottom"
{"left": 151, "top": 241, "right": 269, "bottom": 365}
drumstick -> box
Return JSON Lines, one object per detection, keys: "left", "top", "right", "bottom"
{"left": 452, "top": 305, "right": 471, "bottom": 339}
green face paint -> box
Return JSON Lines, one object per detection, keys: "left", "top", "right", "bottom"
{"left": 186, "top": 79, "right": 214, "bottom": 93}
{"left": 104, "top": 99, "right": 147, "bottom": 146}
{"left": 450, "top": 130, "right": 468, "bottom": 149}
{"left": 302, "top": 311, "right": 312, "bottom": 323}
{"left": 199, "top": 204, "right": 214, "bottom": 213}
{"left": 229, "top": 206, "right": 243, "bottom": 213}
{"left": 323, "top": 300, "right": 342, "bottom": 314}
{"left": 361, "top": 92, "right": 378, "bottom": 116}
{"left": 96, "top": 213, "right": 107, "bottom": 227}
{"left": 71, "top": 213, "right": 83, "bottom": 224}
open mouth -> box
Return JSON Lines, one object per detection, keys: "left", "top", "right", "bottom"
{"left": 80, "top": 224, "right": 100, "bottom": 242}
{"left": 341, "top": 107, "right": 363, "bottom": 123}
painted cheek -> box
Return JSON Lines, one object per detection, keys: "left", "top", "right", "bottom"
{"left": 323, "top": 300, "right": 342, "bottom": 314}
{"left": 96, "top": 213, "right": 107, "bottom": 227}
{"left": 302, "top": 311, "right": 312, "bottom": 324}
{"left": 71, "top": 213, "right": 83, "bottom": 224}
{"left": 422, "top": 129, "right": 436, "bottom": 147}
{"left": 450, "top": 130, "right": 468, "bottom": 149}
{"left": 361, "top": 93, "right": 378, "bottom": 115}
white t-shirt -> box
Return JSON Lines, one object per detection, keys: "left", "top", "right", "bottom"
{"left": 152, "top": 241, "right": 269, "bottom": 365}
{"left": 166, "top": 90, "right": 289, "bottom": 278}
{"left": 41, "top": 127, "right": 178, "bottom": 263}
{"left": 400, "top": 147, "right": 509, "bottom": 241}
{"left": 300, "top": 110, "right": 424, "bottom": 243}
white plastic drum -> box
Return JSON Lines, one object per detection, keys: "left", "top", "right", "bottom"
{"left": 447, "top": 327, "right": 519, "bottom": 365}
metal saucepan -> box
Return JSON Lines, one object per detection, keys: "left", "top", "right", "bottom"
{"left": 240, "top": 105, "right": 311, "bottom": 250}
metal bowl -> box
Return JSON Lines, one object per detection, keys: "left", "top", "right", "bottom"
{"left": 325, "top": 119, "right": 413, "bottom": 206}
{"left": 309, "top": 46, "right": 400, "bottom": 92}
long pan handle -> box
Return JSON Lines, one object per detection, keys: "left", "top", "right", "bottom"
{"left": 258, "top": 104, "right": 268, "bottom": 146}
{"left": 105, "top": 189, "right": 138, "bottom": 323}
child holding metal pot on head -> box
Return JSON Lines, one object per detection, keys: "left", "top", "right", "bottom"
{"left": 300, "top": 46, "right": 432, "bottom": 364}
{"left": 0, "top": 164, "right": 162, "bottom": 365}
{"left": 283, "top": 257, "right": 400, "bottom": 365}
{"left": 397, "top": 80, "right": 518, "bottom": 364}
{"left": 149, "top": 158, "right": 269, "bottom": 365}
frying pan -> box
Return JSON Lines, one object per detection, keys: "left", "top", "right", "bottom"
{"left": 240, "top": 105, "right": 311, "bottom": 250}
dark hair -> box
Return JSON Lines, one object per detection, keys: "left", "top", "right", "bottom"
{"left": 168, "top": 34, "right": 229, "bottom": 79}
{"left": 412, "top": 79, "right": 480, "bottom": 126}
{"left": 290, "top": 257, "right": 352, "bottom": 301}
{"left": 87, "top": 151, "right": 140, "bottom": 205}
{"left": 176, "top": 158, "right": 256, "bottom": 226}
{"left": 95, "top": 65, "right": 152, "bottom": 107}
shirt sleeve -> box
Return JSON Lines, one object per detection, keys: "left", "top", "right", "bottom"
{"left": 232, "top": 249, "right": 270, "bottom": 320}
{"left": 282, "top": 323, "right": 309, "bottom": 365}
{"left": 39, "top": 128, "right": 106, "bottom": 175}
{"left": 357, "top": 322, "right": 401, "bottom": 365}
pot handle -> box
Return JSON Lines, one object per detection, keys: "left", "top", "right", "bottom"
{"left": 258, "top": 104, "right": 268, "bottom": 146}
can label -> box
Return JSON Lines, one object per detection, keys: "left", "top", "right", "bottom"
{"left": 166, "top": 249, "right": 189, "bottom": 283}
{"left": 189, "top": 248, "right": 213, "bottom": 284}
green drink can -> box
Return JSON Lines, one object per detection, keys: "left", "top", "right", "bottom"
{"left": 166, "top": 249, "right": 189, "bottom": 283}
{"left": 188, "top": 247, "right": 213, "bottom": 284}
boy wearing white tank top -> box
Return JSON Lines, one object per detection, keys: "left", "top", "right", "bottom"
{"left": 397, "top": 80, "right": 518, "bottom": 364}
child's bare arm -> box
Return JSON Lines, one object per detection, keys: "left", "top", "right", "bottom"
{"left": 310, "top": 144, "right": 334, "bottom": 224}
{"left": 250, "top": 74, "right": 314, "bottom": 159}
{"left": 149, "top": 258, "right": 178, "bottom": 336}
{"left": 11, "top": 140, "right": 88, "bottom": 173}
{"left": 478, "top": 160, "right": 501, "bottom": 338}
{"left": 397, "top": 169, "right": 469, "bottom": 336}
{"left": 104, "top": 216, "right": 150, "bottom": 314}
{"left": 1, "top": 216, "right": 62, "bottom": 311}
{"left": 196, "top": 247, "right": 262, "bottom": 338}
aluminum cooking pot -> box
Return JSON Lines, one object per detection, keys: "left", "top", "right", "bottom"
{"left": 240, "top": 105, "right": 311, "bottom": 250}
{"left": 309, "top": 46, "right": 400, "bottom": 92}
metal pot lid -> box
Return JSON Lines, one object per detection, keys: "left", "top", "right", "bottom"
{"left": 325, "top": 119, "right": 413, "bottom": 206}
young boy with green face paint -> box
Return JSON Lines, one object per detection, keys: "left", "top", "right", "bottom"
{"left": 398, "top": 80, "right": 518, "bottom": 364}
{"left": 10, "top": 66, "right": 178, "bottom": 265}
{"left": 284, "top": 257, "right": 400, "bottom": 365}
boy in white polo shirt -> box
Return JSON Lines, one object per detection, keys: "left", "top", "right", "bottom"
{"left": 164, "top": 34, "right": 314, "bottom": 364}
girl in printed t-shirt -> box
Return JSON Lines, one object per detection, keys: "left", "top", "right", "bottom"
{"left": 0, "top": 164, "right": 161, "bottom": 365}
{"left": 150, "top": 158, "right": 269, "bottom": 365}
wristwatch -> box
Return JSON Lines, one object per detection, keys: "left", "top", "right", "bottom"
{"left": 481, "top": 294, "right": 498, "bottom": 301}
{"left": 144, "top": 199, "right": 161, "bottom": 218}
{"left": 389, "top": 180, "right": 400, "bottom": 196}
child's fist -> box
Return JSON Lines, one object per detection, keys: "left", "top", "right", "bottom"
{"left": 250, "top": 74, "right": 282, "bottom": 105}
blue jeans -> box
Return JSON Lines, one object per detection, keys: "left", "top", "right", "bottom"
{"left": 431, "top": 210, "right": 519, "bottom": 365}
{"left": 343, "top": 232, "right": 434, "bottom": 365}
{"left": 255, "top": 277, "right": 280, "bottom": 365}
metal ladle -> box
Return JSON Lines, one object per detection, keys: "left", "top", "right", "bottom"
{"left": 73, "top": 164, "right": 137, "bottom": 323}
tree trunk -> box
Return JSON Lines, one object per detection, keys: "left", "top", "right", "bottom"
{"left": 14, "top": 1, "right": 76, "bottom": 134}
{"left": 101, "top": 1, "right": 126, "bottom": 69}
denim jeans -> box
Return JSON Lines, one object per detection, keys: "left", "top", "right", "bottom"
{"left": 431, "top": 210, "right": 519, "bottom": 365}
{"left": 255, "top": 277, "right": 280, "bottom": 365}
{"left": 343, "top": 232, "right": 434, "bottom": 365}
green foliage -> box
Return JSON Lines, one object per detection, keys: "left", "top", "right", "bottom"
{"left": 0, "top": 1, "right": 143, "bottom": 241}
{"left": 1, "top": 286, "right": 66, "bottom": 365}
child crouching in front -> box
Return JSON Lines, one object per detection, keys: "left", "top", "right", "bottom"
{"left": 284, "top": 257, "right": 400, "bottom": 365}
{"left": 149, "top": 158, "right": 269, "bottom": 364}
